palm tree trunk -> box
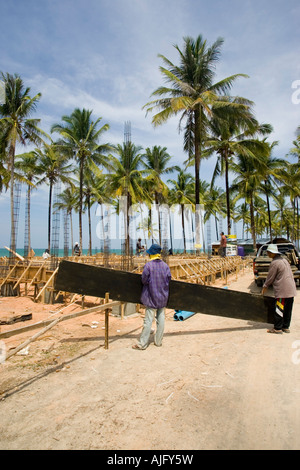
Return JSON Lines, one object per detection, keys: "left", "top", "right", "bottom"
{"left": 9, "top": 144, "right": 16, "bottom": 254}
{"left": 224, "top": 150, "right": 231, "bottom": 235}
{"left": 194, "top": 107, "right": 202, "bottom": 252}
{"left": 155, "top": 193, "right": 162, "bottom": 245}
{"left": 250, "top": 193, "right": 256, "bottom": 251}
{"left": 27, "top": 184, "right": 31, "bottom": 256}
{"left": 266, "top": 193, "right": 272, "bottom": 240}
{"left": 79, "top": 157, "right": 84, "bottom": 253}
{"left": 88, "top": 198, "right": 92, "bottom": 255}
{"left": 181, "top": 204, "right": 186, "bottom": 253}
{"left": 70, "top": 211, "right": 74, "bottom": 256}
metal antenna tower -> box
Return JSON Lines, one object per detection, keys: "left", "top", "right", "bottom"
{"left": 121, "top": 121, "right": 134, "bottom": 271}
{"left": 10, "top": 181, "right": 21, "bottom": 259}
{"left": 103, "top": 205, "right": 111, "bottom": 267}
{"left": 24, "top": 185, "right": 30, "bottom": 258}
{"left": 63, "top": 208, "right": 69, "bottom": 258}
{"left": 124, "top": 121, "right": 131, "bottom": 144}
{"left": 207, "top": 217, "right": 212, "bottom": 256}
{"left": 50, "top": 182, "right": 61, "bottom": 269}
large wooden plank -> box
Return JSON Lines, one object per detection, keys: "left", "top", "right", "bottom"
{"left": 54, "top": 260, "right": 275, "bottom": 324}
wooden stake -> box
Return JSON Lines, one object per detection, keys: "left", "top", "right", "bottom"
{"left": 105, "top": 292, "right": 109, "bottom": 350}
{"left": 0, "top": 260, "right": 20, "bottom": 288}
{"left": 28, "top": 259, "right": 47, "bottom": 288}
{"left": 35, "top": 267, "right": 58, "bottom": 301}
{"left": 4, "top": 246, "right": 24, "bottom": 261}
{"left": 13, "top": 260, "right": 34, "bottom": 289}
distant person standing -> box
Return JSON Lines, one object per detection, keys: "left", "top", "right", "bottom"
{"left": 262, "top": 244, "right": 297, "bottom": 334}
{"left": 133, "top": 244, "right": 171, "bottom": 350}
{"left": 74, "top": 242, "right": 80, "bottom": 256}
{"left": 220, "top": 232, "right": 227, "bottom": 257}
{"left": 136, "top": 238, "right": 145, "bottom": 256}
{"left": 42, "top": 249, "right": 50, "bottom": 259}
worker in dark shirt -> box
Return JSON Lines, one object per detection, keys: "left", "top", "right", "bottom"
{"left": 133, "top": 244, "right": 171, "bottom": 350}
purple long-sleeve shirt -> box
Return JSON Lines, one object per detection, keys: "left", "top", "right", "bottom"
{"left": 140, "top": 259, "right": 171, "bottom": 309}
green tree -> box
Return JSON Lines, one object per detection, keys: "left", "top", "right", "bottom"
{"left": 168, "top": 169, "right": 194, "bottom": 253}
{"left": 108, "top": 142, "right": 148, "bottom": 255}
{"left": 208, "top": 99, "right": 272, "bottom": 234}
{"left": 142, "top": 145, "right": 179, "bottom": 243}
{"left": 36, "top": 143, "right": 73, "bottom": 251}
{"left": 143, "top": 35, "right": 247, "bottom": 219}
{"left": 231, "top": 153, "right": 267, "bottom": 250}
{"left": 0, "top": 72, "right": 44, "bottom": 252}
{"left": 51, "top": 108, "right": 110, "bottom": 251}
{"left": 54, "top": 184, "right": 79, "bottom": 255}
{"left": 15, "top": 151, "right": 44, "bottom": 256}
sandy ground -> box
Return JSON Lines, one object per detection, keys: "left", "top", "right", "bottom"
{"left": 0, "top": 265, "right": 300, "bottom": 451}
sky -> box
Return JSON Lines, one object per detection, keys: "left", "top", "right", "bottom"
{"left": 0, "top": 0, "right": 300, "bottom": 250}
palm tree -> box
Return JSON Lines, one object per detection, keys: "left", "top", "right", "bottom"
{"left": 235, "top": 202, "right": 251, "bottom": 239}
{"left": 36, "top": 143, "right": 73, "bottom": 251}
{"left": 280, "top": 161, "right": 300, "bottom": 244}
{"left": 288, "top": 136, "right": 300, "bottom": 248}
{"left": 143, "top": 35, "right": 248, "bottom": 219}
{"left": 203, "top": 183, "right": 226, "bottom": 240}
{"left": 142, "top": 145, "right": 179, "bottom": 243}
{"left": 91, "top": 169, "right": 112, "bottom": 254}
{"left": 54, "top": 184, "right": 79, "bottom": 255}
{"left": 15, "top": 151, "right": 44, "bottom": 256}
{"left": 231, "top": 153, "right": 268, "bottom": 250}
{"left": 107, "top": 142, "right": 148, "bottom": 255}
{"left": 256, "top": 141, "right": 286, "bottom": 240}
{"left": 51, "top": 108, "right": 110, "bottom": 252}
{"left": 168, "top": 169, "right": 194, "bottom": 253}
{"left": 0, "top": 72, "right": 44, "bottom": 253}
{"left": 208, "top": 99, "right": 272, "bottom": 234}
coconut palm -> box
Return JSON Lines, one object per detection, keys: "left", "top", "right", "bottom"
{"left": 280, "top": 161, "right": 300, "bottom": 244}
{"left": 235, "top": 202, "right": 251, "bottom": 239}
{"left": 51, "top": 108, "right": 110, "bottom": 252}
{"left": 231, "top": 153, "right": 267, "bottom": 250}
{"left": 142, "top": 145, "right": 179, "bottom": 243}
{"left": 15, "top": 151, "right": 44, "bottom": 256}
{"left": 256, "top": 141, "right": 286, "bottom": 240}
{"left": 168, "top": 169, "right": 194, "bottom": 253}
{"left": 0, "top": 72, "right": 44, "bottom": 253}
{"left": 36, "top": 143, "right": 74, "bottom": 251}
{"left": 208, "top": 98, "right": 272, "bottom": 234}
{"left": 107, "top": 142, "right": 148, "bottom": 255}
{"left": 143, "top": 35, "right": 248, "bottom": 217}
{"left": 203, "top": 183, "right": 226, "bottom": 239}
{"left": 54, "top": 184, "right": 79, "bottom": 255}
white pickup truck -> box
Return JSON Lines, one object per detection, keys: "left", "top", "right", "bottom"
{"left": 253, "top": 241, "right": 300, "bottom": 287}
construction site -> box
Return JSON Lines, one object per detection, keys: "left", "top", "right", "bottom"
{"left": 0, "top": 246, "right": 300, "bottom": 451}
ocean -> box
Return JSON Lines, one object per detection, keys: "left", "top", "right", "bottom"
{"left": 0, "top": 248, "right": 123, "bottom": 258}
{"left": 0, "top": 247, "right": 191, "bottom": 258}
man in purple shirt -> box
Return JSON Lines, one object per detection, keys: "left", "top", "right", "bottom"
{"left": 133, "top": 244, "right": 171, "bottom": 350}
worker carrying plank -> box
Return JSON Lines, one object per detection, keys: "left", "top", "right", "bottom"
{"left": 262, "top": 244, "right": 297, "bottom": 334}
{"left": 132, "top": 244, "right": 171, "bottom": 350}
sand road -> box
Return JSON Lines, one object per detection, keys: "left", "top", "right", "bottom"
{"left": 0, "top": 267, "right": 299, "bottom": 450}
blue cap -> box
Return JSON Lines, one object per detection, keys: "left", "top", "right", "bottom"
{"left": 146, "top": 244, "right": 162, "bottom": 255}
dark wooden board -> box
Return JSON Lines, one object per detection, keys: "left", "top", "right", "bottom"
{"left": 55, "top": 260, "right": 275, "bottom": 324}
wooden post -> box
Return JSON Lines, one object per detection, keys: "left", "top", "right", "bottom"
{"left": 35, "top": 267, "right": 58, "bottom": 301}
{"left": 13, "top": 259, "right": 34, "bottom": 290}
{"left": 104, "top": 292, "right": 109, "bottom": 350}
{"left": 28, "top": 259, "right": 47, "bottom": 288}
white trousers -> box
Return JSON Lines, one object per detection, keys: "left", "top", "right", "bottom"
{"left": 138, "top": 307, "right": 165, "bottom": 349}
